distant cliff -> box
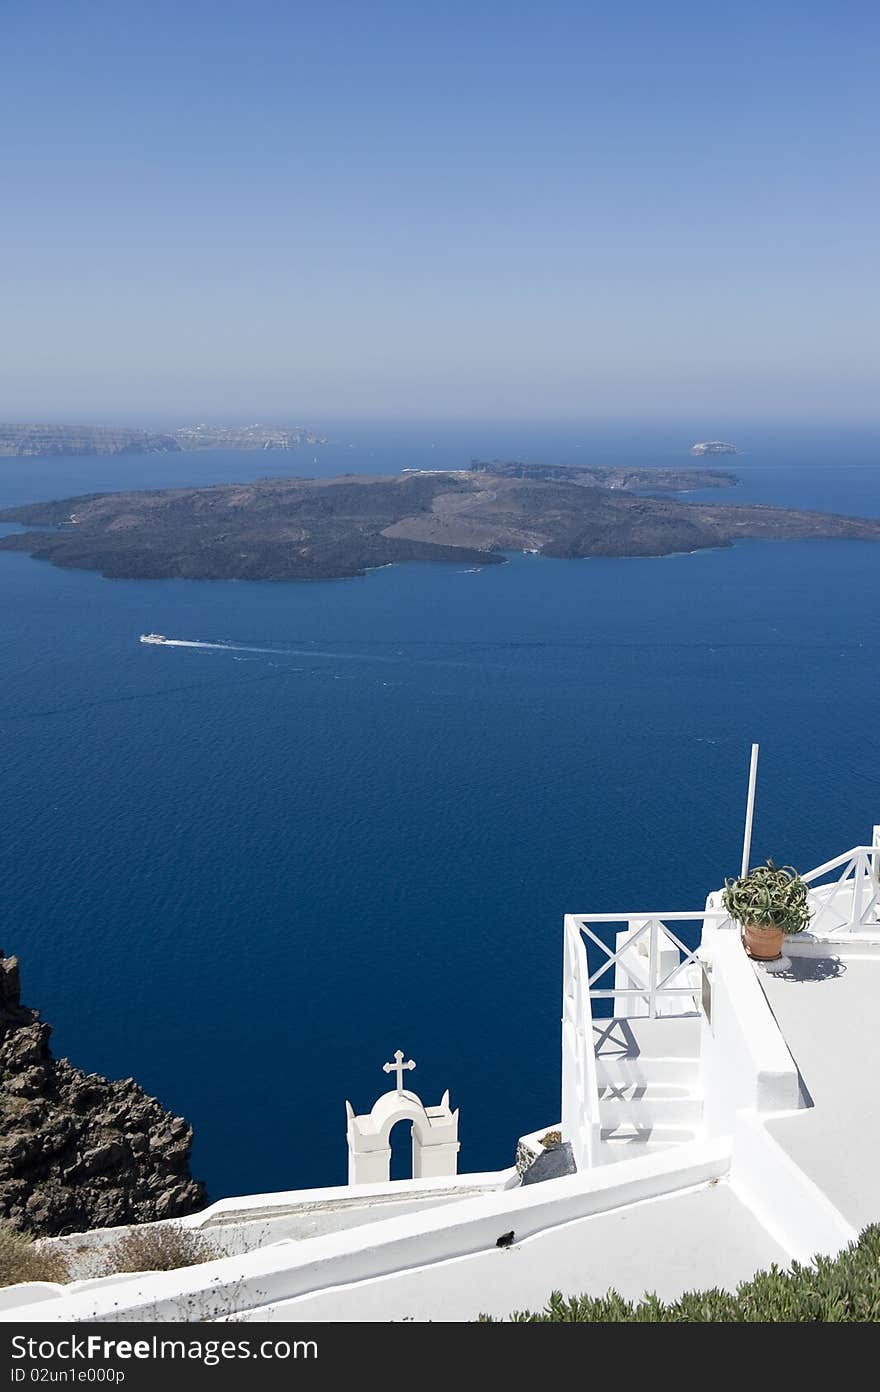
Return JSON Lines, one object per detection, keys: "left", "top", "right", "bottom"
{"left": 0, "top": 953, "right": 206, "bottom": 1236}
{"left": 0, "top": 423, "right": 325, "bottom": 457}
{"left": 468, "top": 459, "right": 738, "bottom": 490}
{"left": 0, "top": 425, "right": 181, "bottom": 456}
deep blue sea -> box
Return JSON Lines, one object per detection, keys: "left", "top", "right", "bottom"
{"left": 1, "top": 421, "right": 879, "bottom": 1195}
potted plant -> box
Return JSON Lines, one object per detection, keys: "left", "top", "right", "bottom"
{"left": 721, "top": 859, "right": 811, "bottom": 960}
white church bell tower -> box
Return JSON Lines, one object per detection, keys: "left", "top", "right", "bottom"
{"left": 345, "top": 1051, "right": 460, "bottom": 1185}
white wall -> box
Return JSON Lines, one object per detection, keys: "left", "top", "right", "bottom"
{"left": 729, "top": 1115, "right": 856, "bottom": 1265}
{"left": 2, "top": 1141, "right": 729, "bottom": 1323}
{"left": 700, "top": 930, "right": 801, "bottom": 1137}
{"left": 31, "top": 1169, "right": 520, "bottom": 1282}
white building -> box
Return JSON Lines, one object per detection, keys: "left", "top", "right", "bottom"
{"left": 3, "top": 825, "right": 879, "bottom": 1322}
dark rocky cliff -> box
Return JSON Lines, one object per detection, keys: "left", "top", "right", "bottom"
{"left": 0, "top": 953, "right": 206, "bottom": 1237}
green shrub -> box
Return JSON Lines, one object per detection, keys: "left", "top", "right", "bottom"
{"left": 0, "top": 1223, "right": 69, "bottom": 1287}
{"left": 721, "top": 859, "right": 811, "bottom": 933}
{"left": 484, "top": 1225, "right": 880, "bottom": 1321}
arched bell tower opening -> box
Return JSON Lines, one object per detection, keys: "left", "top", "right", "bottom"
{"left": 388, "top": 1117, "right": 415, "bottom": 1181}
{"left": 345, "top": 1050, "right": 460, "bottom": 1185}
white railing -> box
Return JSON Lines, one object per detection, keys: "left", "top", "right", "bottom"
{"left": 575, "top": 912, "right": 724, "bottom": 1015}
{"left": 562, "top": 911, "right": 724, "bottom": 1168}
{"left": 562, "top": 915, "right": 601, "bottom": 1170}
{"left": 704, "top": 833, "right": 880, "bottom": 941}
{"left": 611, "top": 919, "right": 701, "bottom": 1018}
{"left": 800, "top": 844, "right": 880, "bottom": 936}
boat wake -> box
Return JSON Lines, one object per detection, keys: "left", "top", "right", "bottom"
{"left": 139, "top": 634, "right": 403, "bottom": 665}
{"left": 142, "top": 635, "right": 315, "bottom": 657}
{"left": 153, "top": 638, "right": 237, "bottom": 651}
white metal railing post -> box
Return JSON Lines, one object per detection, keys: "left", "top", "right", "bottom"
{"left": 562, "top": 915, "right": 601, "bottom": 1169}
{"left": 853, "top": 849, "right": 865, "bottom": 925}
{"left": 648, "top": 918, "right": 658, "bottom": 1019}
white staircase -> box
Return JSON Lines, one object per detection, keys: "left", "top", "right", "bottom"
{"left": 593, "top": 1015, "right": 704, "bottom": 1161}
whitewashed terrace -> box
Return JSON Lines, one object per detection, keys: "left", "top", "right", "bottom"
{"left": 3, "top": 826, "right": 879, "bottom": 1321}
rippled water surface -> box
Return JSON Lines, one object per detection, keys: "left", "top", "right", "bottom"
{"left": 1, "top": 423, "right": 878, "bottom": 1194}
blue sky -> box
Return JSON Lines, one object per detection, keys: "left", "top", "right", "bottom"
{"left": 1, "top": 0, "right": 877, "bottom": 424}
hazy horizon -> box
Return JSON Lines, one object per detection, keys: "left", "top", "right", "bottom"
{"left": 4, "top": 410, "right": 880, "bottom": 432}
{"left": 3, "top": 412, "right": 880, "bottom": 433}
{"left": 2, "top": 0, "right": 878, "bottom": 426}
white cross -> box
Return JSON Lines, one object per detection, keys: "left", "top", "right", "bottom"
{"left": 383, "top": 1049, "right": 416, "bottom": 1093}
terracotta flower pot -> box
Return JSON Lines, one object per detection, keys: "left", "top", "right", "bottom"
{"left": 743, "top": 923, "right": 786, "bottom": 961}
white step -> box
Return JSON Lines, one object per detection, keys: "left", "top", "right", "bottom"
{"left": 591, "top": 1017, "right": 704, "bottom": 1160}
{"left": 598, "top": 1083, "right": 703, "bottom": 1129}
{"left": 597, "top": 1056, "right": 700, "bottom": 1089}
{"left": 593, "top": 1014, "right": 700, "bottom": 1059}
{"left": 597, "top": 1125, "right": 702, "bottom": 1160}
{"left": 593, "top": 1015, "right": 701, "bottom": 1090}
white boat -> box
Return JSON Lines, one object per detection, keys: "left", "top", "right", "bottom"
{"left": 139, "top": 633, "right": 167, "bottom": 645}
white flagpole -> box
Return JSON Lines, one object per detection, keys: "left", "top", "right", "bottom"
{"left": 741, "top": 743, "right": 760, "bottom": 877}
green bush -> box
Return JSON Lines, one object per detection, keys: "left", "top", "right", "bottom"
{"left": 721, "top": 859, "right": 811, "bottom": 934}
{"left": 484, "top": 1225, "right": 880, "bottom": 1321}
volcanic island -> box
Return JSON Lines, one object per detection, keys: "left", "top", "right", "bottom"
{"left": 1, "top": 459, "right": 879, "bottom": 581}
